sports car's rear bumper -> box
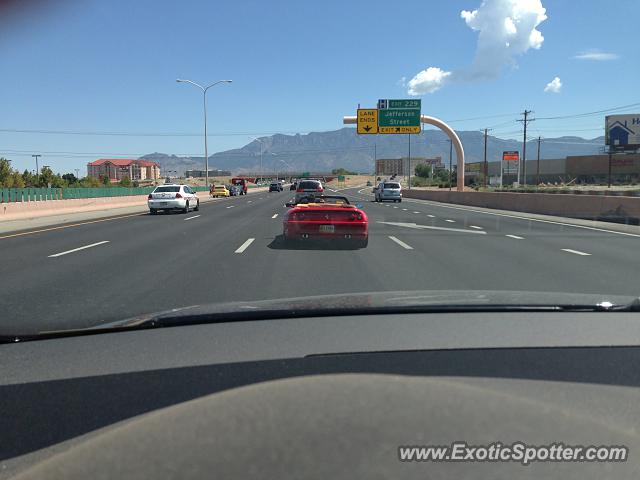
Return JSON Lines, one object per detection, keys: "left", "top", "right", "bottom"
{"left": 284, "top": 221, "right": 368, "bottom": 240}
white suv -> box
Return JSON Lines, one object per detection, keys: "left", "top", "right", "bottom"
{"left": 148, "top": 184, "right": 200, "bottom": 214}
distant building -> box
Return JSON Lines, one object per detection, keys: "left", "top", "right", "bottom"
{"left": 185, "top": 169, "right": 232, "bottom": 178}
{"left": 376, "top": 157, "right": 443, "bottom": 176}
{"left": 87, "top": 159, "right": 160, "bottom": 182}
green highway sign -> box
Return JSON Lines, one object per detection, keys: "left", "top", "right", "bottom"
{"left": 378, "top": 108, "right": 421, "bottom": 127}
{"left": 376, "top": 98, "right": 422, "bottom": 134}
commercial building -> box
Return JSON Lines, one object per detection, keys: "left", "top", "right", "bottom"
{"left": 185, "top": 169, "right": 232, "bottom": 178}
{"left": 375, "top": 157, "right": 443, "bottom": 176}
{"left": 87, "top": 159, "right": 160, "bottom": 182}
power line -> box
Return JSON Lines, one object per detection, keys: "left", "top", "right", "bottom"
{"left": 536, "top": 102, "right": 640, "bottom": 121}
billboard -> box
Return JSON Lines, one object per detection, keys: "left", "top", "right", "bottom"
{"left": 502, "top": 151, "right": 519, "bottom": 161}
{"left": 605, "top": 115, "right": 640, "bottom": 147}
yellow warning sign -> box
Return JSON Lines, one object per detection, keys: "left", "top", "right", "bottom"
{"left": 357, "top": 109, "right": 378, "bottom": 134}
{"left": 379, "top": 126, "right": 421, "bottom": 134}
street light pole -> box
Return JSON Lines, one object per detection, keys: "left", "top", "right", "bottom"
{"left": 32, "top": 154, "right": 41, "bottom": 185}
{"left": 176, "top": 78, "right": 232, "bottom": 187}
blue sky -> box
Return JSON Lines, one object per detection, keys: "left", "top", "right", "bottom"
{"left": 1, "top": 0, "right": 637, "bottom": 173}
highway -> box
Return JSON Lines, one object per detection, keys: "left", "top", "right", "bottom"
{"left": 1, "top": 186, "right": 639, "bottom": 333}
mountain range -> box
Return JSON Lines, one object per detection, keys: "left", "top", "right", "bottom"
{"left": 140, "top": 128, "right": 604, "bottom": 175}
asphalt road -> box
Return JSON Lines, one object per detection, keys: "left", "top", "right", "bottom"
{"left": 1, "top": 186, "right": 639, "bottom": 333}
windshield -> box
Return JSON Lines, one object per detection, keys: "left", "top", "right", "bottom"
{"left": 1, "top": 0, "right": 638, "bottom": 338}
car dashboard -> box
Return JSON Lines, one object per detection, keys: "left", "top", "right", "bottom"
{"left": 3, "top": 311, "right": 640, "bottom": 479}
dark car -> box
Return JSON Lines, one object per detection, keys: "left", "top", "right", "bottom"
{"left": 269, "top": 182, "right": 283, "bottom": 192}
{"left": 290, "top": 182, "right": 298, "bottom": 191}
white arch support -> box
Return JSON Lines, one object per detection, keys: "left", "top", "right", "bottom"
{"left": 343, "top": 114, "right": 465, "bottom": 192}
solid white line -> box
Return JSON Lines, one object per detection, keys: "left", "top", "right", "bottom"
{"left": 562, "top": 248, "right": 591, "bottom": 256}
{"left": 402, "top": 198, "right": 640, "bottom": 238}
{"left": 469, "top": 225, "right": 483, "bottom": 230}
{"left": 388, "top": 236, "right": 414, "bottom": 250}
{"left": 184, "top": 215, "right": 201, "bottom": 221}
{"left": 226, "top": 205, "right": 235, "bottom": 209}
{"left": 235, "top": 238, "right": 255, "bottom": 253}
{"left": 413, "top": 211, "right": 421, "bottom": 214}
{"left": 272, "top": 214, "right": 278, "bottom": 218}
{"left": 378, "top": 221, "right": 487, "bottom": 235}
{"left": 427, "top": 214, "right": 435, "bottom": 218}
{"left": 506, "top": 234, "right": 524, "bottom": 240}
{"left": 48, "top": 241, "right": 110, "bottom": 258}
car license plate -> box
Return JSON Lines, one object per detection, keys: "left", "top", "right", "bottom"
{"left": 161, "top": 202, "right": 168, "bottom": 206}
{"left": 319, "top": 225, "right": 335, "bottom": 233}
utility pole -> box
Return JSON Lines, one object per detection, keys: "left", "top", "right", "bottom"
{"left": 536, "top": 136, "right": 541, "bottom": 187}
{"left": 517, "top": 110, "right": 534, "bottom": 186}
{"left": 374, "top": 138, "right": 377, "bottom": 183}
{"left": 32, "top": 154, "right": 41, "bottom": 184}
{"left": 482, "top": 128, "right": 490, "bottom": 188}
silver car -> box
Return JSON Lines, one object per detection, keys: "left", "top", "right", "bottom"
{"left": 374, "top": 181, "right": 402, "bottom": 203}
{"left": 294, "top": 179, "right": 324, "bottom": 203}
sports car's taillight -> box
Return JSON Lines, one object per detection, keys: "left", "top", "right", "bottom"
{"left": 290, "top": 212, "right": 305, "bottom": 220}
{"left": 350, "top": 212, "right": 363, "bottom": 221}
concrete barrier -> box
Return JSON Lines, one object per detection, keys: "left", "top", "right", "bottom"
{"left": 0, "top": 195, "right": 149, "bottom": 221}
{"left": 403, "top": 190, "right": 640, "bottom": 224}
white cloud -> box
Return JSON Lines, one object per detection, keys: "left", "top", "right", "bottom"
{"left": 407, "top": 67, "right": 452, "bottom": 95}
{"left": 406, "top": 0, "right": 548, "bottom": 95}
{"left": 573, "top": 50, "right": 619, "bottom": 61}
{"left": 397, "top": 76, "right": 407, "bottom": 87}
{"left": 544, "top": 76, "right": 562, "bottom": 93}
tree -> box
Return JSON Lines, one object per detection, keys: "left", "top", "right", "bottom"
{"left": 119, "top": 176, "right": 132, "bottom": 187}
{"left": 101, "top": 174, "right": 110, "bottom": 186}
{"left": 80, "top": 176, "right": 101, "bottom": 188}
{"left": 5, "top": 170, "right": 25, "bottom": 188}
{"left": 22, "top": 169, "right": 37, "bottom": 187}
{"left": 414, "top": 163, "right": 432, "bottom": 178}
{"left": 0, "top": 158, "right": 12, "bottom": 186}
{"left": 62, "top": 173, "right": 78, "bottom": 185}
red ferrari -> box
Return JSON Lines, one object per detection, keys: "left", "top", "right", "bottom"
{"left": 283, "top": 195, "right": 368, "bottom": 248}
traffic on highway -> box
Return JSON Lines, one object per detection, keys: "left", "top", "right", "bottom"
{"left": 2, "top": 0, "right": 640, "bottom": 479}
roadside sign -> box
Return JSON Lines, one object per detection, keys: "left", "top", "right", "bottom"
{"left": 502, "top": 151, "right": 519, "bottom": 161}
{"left": 338, "top": 175, "right": 345, "bottom": 182}
{"left": 357, "top": 109, "right": 378, "bottom": 134}
{"left": 377, "top": 99, "right": 421, "bottom": 135}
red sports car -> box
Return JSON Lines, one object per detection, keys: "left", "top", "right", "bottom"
{"left": 283, "top": 195, "right": 368, "bottom": 248}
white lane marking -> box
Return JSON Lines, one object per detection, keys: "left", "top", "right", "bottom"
{"left": 226, "top": 205, "right": 235, "bottom": 209}
{"left": 402, "top": 198, "right": 640, "bottom": 238}
{"left": 388, "top": 236, "right": 414, "bottom": 250}
{"left": 445, "top": 219, "right": 455, "bottom": 223}
{"left": 413, "top": 211, "right": 421, "bottom": 214}
{"left": 48, "top": 241, "right": 110, "bottom": 258}
{"left": 506, "top": 234, "right": 524, "bottom": 240}
{"left": 235, "top": 238, "right": 255, "bottom": 254}
{"left": 562, "top": 248, "right": 591, "bottom": 256}
{"left": 378, "top": 221, "right": 486, "bottom": 235}
{"left": 184, "top": 215, "right": 201, "bottom": 221}
{"left": 393, "top": 206, "right": 399, "bottom": 209}
{"left": 272, "top": 214, "right": 278, "bottom": 219}
{"left": 402, "top": 208, "right": 408, "bottom": 211}
{"left": 469, "top": 225, "right": 483, "bottom": 230}
{"left": 247, "top": 200, "right": 252, "bottom": 203}
{"left": 427, "top": 214, "right": 435, "bottom": 218}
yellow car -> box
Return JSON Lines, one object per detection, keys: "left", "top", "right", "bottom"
{"left": 210, "top": 185, "right": 230, "bottom": 198}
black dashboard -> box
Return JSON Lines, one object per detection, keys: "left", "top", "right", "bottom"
{"left": 3, "top": 311, "right": 640, "bottom": 479}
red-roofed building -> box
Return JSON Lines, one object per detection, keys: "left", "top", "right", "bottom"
{"left": 87, "top": 159, "right": 160, "bottom": 182}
